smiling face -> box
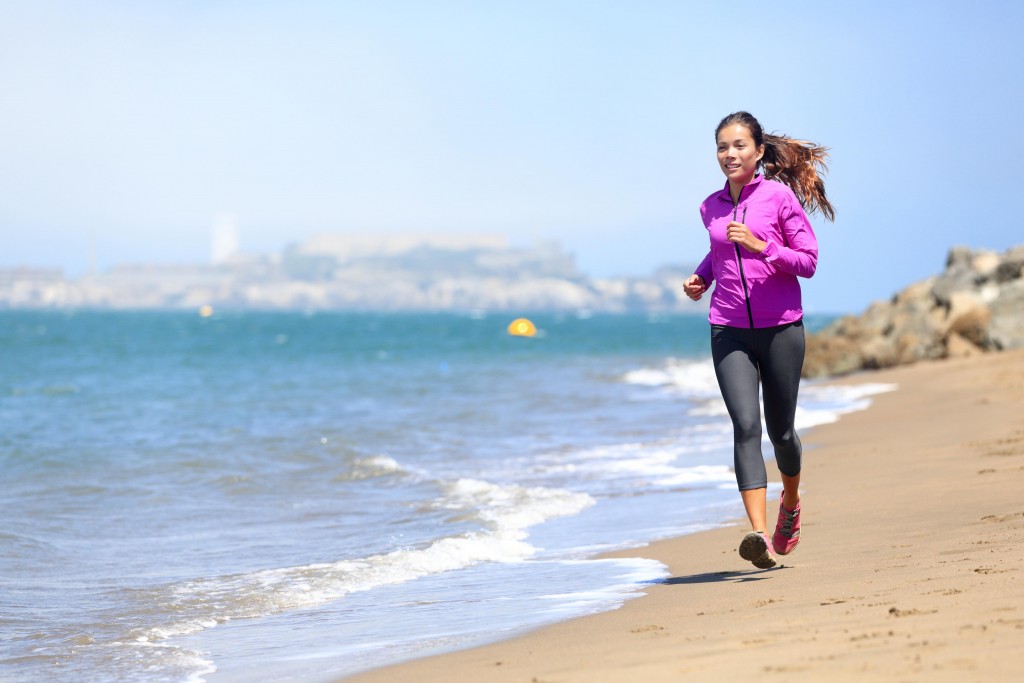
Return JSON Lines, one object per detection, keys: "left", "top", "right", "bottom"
{"left": 716, "top": 123, "right": 764, "bottom": 187}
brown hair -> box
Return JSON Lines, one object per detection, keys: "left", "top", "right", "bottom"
{"left": 716, "top": 111, "right": 836, "bottom": 222}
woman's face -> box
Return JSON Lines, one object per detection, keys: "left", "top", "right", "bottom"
{"left": 716, "top": 124, "right": 764, "bottom": 184}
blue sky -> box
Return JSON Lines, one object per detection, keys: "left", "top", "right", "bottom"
{"left": 2, "top": 0, "right": 1021, "bottom": 313}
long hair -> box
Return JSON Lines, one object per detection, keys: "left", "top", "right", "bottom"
{"left": 716, "top": 111, "right": 836, "bottom": 222}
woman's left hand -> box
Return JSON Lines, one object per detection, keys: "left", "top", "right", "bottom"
{"left": 726, "top": 221, "right": 767, "bottom": 254}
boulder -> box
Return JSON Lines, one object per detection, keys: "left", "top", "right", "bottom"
{"left": 946, "top": 303, "right": 991, "bottom": 347}
{"left": 946, "top": 332, "right": 985, "bottom": 359}
{"left": 804, "top": 244, "right": 1024, "bottom": 377}
{"left": 988, "top": 280, "right": 1024, "bottom": 350}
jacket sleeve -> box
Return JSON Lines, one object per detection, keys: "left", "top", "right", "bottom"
{"left": 694, "top": 202, "right": 715, "bottom": 285}
{"left": 694, "top": 250, "right": 714, "bottom": 286}
{"left": 760, "top": 193, "right": 818, "bottom": 278}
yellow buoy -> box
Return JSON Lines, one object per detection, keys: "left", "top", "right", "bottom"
{"left": 198, "top": 304, "right": 214, "bottom": 318}
{"left": 507, "top": 317, "right": 537, "bottom": 337}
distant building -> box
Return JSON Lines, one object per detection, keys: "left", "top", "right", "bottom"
{"left": 0, "top": 267, "right": 67, "bottom": 307}
{"left": 211, "top": 213, "right": 240, "bottom": 265}
{"left": 288, "top": 233, "right": 579, "bottom": 281}
{"left": 295, "top": 233, "right": 508, "bottom": 262}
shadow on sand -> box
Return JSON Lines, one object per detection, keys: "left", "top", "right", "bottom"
{"left": 648, "top": 565, "right": 791, "bottom": 586}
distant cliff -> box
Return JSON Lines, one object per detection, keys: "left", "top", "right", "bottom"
{"left": 803, "top": 245, "right": 1024, "bottom": 377}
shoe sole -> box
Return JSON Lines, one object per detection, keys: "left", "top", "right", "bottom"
{"left": 739, "top": 532, "right": 777, "bottom": 569}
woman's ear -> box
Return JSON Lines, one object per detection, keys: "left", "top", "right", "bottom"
{"left": 756, "top": 145, "right": 765, "bottom": 163}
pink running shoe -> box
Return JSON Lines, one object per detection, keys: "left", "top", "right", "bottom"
{"left": 738, "top": 531, "right": 777, "bottom": 569}
{"left": 772, "top": 495, "right": 801, "bottom": 555}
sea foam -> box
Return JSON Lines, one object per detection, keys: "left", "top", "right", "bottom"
{"left": 130, "top": 470, "right": 595, "bottom": 651}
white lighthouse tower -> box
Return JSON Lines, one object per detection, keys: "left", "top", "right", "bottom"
{"left": 211, "top": 212, "right": 240, "bottom": 265}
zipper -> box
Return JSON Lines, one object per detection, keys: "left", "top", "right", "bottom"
{"left": 732, "top": 203, "right": 754, "bottom": 328}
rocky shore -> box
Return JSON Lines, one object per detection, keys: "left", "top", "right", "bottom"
{"left": 804, "top": 244, "right": 1024, "bottom": 377}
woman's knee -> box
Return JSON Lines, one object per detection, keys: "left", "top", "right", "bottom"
{"left": 732, "top": 413, "right": 762, "bottom": 445}
{"left": 770, "top": 429, "right": 802, "bottom": 476}
{"left": 769, "top": 427, "right": 798, "bottom": 450}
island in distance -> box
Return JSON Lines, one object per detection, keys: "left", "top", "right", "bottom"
{"left": 1, "top": 233, "right": 701, "bottom": 313}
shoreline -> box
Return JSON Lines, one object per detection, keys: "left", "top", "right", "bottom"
{"left": 340, "top": 349, "right": 1024, "bottom": 682}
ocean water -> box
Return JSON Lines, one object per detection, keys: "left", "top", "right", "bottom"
{"left": 0, "top": 311, "right": 894, "bottom": 683}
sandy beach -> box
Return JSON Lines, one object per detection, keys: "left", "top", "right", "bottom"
{"left": 342, "top": 348, "right": 1024, "bottom": 682}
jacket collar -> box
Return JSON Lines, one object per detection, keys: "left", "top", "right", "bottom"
{"left": 717, "top": 174, "right": 764, "bottom": 204}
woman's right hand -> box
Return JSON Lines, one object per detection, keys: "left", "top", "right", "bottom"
{"left": 683, "top": 274, "right": 707, "bottom": 301}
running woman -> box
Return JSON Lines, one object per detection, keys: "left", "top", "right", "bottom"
{"left": 683, "top": 111, "right": 836, "bottom": 569}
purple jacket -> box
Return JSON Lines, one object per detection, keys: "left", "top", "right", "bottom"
{"left": 694, "top": 175, "right": 818, "bottom": 328}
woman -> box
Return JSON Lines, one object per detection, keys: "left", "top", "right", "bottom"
{"left": 683, "top": 111, "right": 835, "bottom": 569}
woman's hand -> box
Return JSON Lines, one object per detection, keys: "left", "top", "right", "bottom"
{"left": 683, "top": 274, "right": 707, "bottom": 301}
{"left": 726, "top": 221, "right": 767, "bottom": 254}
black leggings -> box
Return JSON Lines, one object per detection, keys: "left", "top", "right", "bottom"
{"left": 711, "top": 321, "right": 805, "bottom": 491}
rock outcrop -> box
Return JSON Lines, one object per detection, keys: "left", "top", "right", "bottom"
{"left": 803, "top": 245, "right": 1024, "bottom": 378}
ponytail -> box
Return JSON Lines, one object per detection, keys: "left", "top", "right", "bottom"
{"left": 716, "top": 112, "right": 836, "bottom": 222}
{"left": 762, "top": 134, "right": 835, "bottom": 222}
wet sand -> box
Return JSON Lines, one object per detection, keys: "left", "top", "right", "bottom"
{"left": 342, "top": 349, "right": 1024, "bottom": 682}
